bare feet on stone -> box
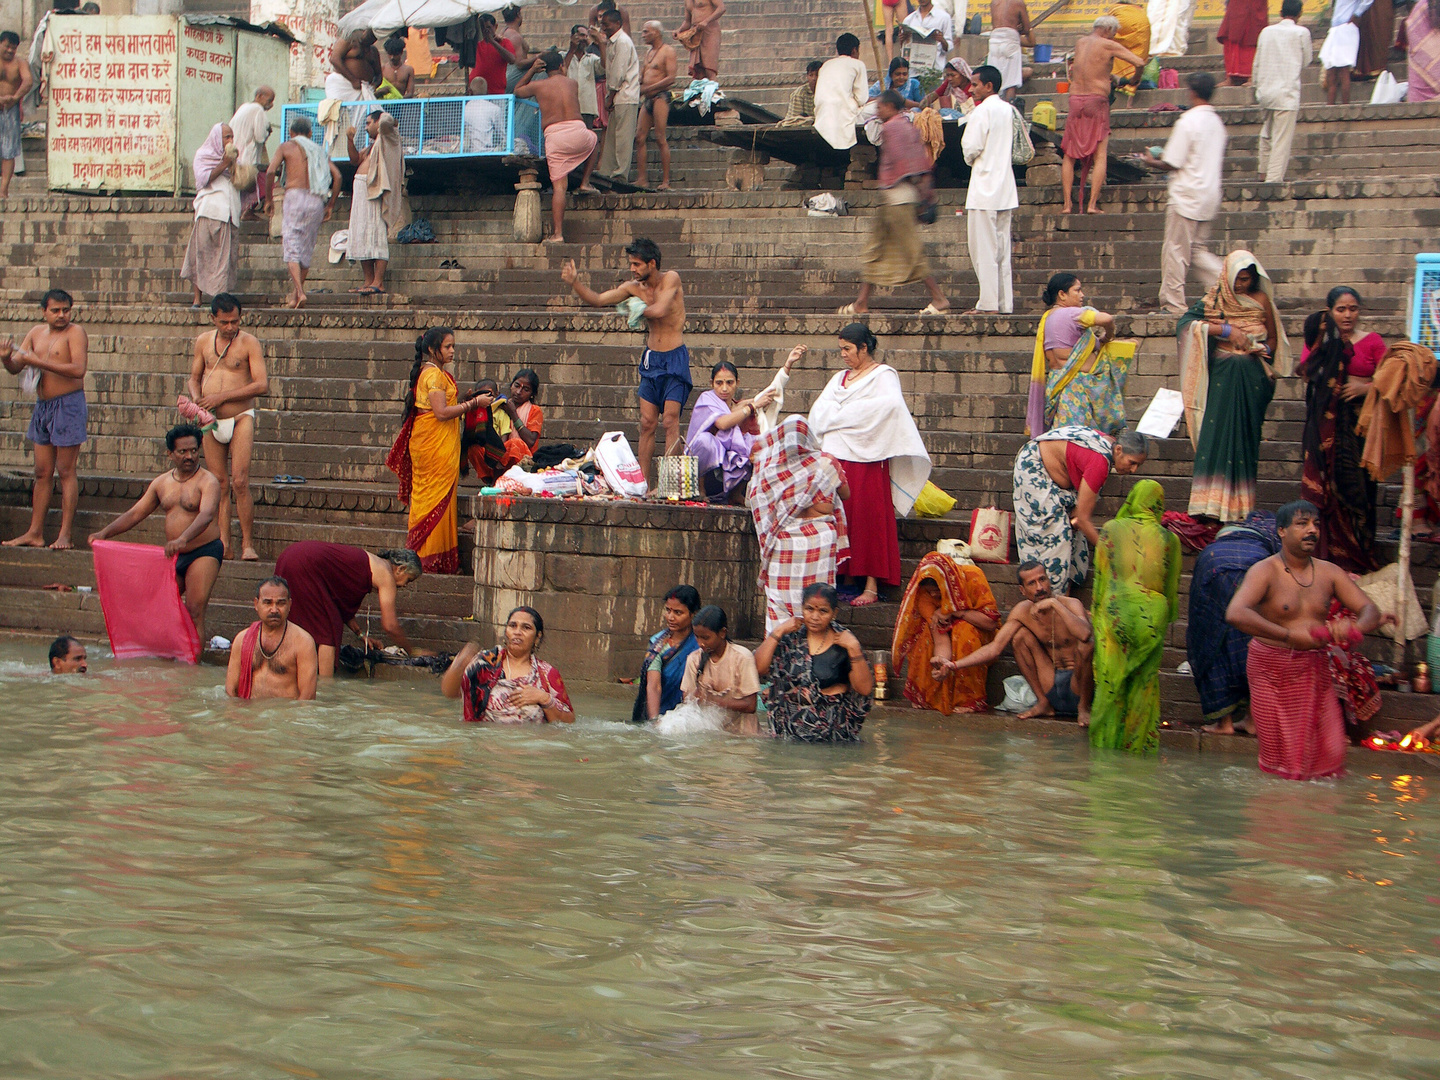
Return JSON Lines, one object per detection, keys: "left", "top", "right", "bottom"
{"left": 3, "top": 531, "right": 46, "bottom": 547}
{"left": 1076, "top": 704, "right": 1091, "bottom": 728}
{"left": 1018, "top": 701, "right": 1055, "bottom": 719}
{"left": 49, "top": 535, "right": 73, "bottom": 551}
{"left": 240, "top": 546, "right": 259, "bottom": 561}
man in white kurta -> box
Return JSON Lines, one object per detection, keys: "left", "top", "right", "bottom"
{"left": 961, "top": 65, "right": 1018, "bottom": 313}
{"left": 814, "top": 34, "right": 870, "bottom": 150}
{"left": 1252, "top": 0, "right": 1311, "bottom": 182}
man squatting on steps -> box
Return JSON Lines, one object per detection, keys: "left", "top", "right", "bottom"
{"left": 227, "top": 576, "right": 319, "bottom": 701}
{"left": 187, "top": 294, "right": 268, "bottom": 563}
{"left": 1, "top": 289, "right": 88, "bottom": 551}
{"left": 562, "top": 238, "right": 688, "bottom": 485}
{"left": 945, "top": 558, "right": 1096, "bottom": 725}
{"left": 87, "top": 424, "right": 225, "bottom": 645}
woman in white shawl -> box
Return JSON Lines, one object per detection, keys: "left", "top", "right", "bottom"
{"left": 180, "top": 123, "right": 241, "bottom": 309}
{"left": 344, "top": 110, "right": 404, "bottom": 297}
{"left": 807, "top": 323, "right": 931, "bottom": 606}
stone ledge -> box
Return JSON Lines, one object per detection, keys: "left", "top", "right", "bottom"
{"left": 471, "top": 492, "right": 756, "bottom": 533}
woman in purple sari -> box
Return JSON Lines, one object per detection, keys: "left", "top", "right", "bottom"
{"left": 685, "top": 361, "right": 775, "bottom": 503}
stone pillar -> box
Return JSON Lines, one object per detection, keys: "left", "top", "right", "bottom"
{"left": 513, "top": 167, "right": 542, "bottom": 244}
{"left": 725, "top": 148, "right": 769, "bottom": 191}
{"left": 844, "top": 144, "right": 877, "bottom": 189}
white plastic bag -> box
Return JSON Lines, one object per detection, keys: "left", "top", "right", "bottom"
{"left": 595, "top": 432, "right": 648, "bottom": 497}
{"left": 1370, "top": 71, "right": 1408, "bottom": 104}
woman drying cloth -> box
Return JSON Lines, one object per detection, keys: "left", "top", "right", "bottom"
{"left": 1180, "top": 250, "right": 1291, "bottom": 522}
{"left": 1088, "top": 479, "right": 1181, "bottom": 755}
{"left": 749, "top": 416, "right": 850, "bottom": 630}
{"left": 891, "top": 552, "right": 1000, "bottom": 716}
{"left": 1027, "top": 273, "right": 1128, "bottom": 436}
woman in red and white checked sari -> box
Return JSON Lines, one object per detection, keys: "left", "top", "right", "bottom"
{"left": 749, "top": 416, "right": 850, "bottom": 632}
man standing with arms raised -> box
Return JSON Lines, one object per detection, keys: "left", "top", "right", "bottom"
{"left": 516, "top": 51, "right": 598, "bottom": 244}
{"left": 961, "top": 66, "right": 1018, "bottom": 314}
{"left": 227, "top": 576, "right": 318, "bottom": 701}
{"left": 87, "top": 424, "right": 225, "bottom": 645}
{"left": 1226, "top": 500, "right": 1380, "bottom": 780}
{"left": 1062, "top": 17, "right": 1146, "bottom": 214}
{"left": 561, "top": 238, "right": 687, "bottom": 486}
{"left": 1, "top": 288, "right": 87, "bottom": 550}
{"left": 633, "top": 21, "right": 678, "bottom": 190}
{"left": 186, "top": 294, "right": 268, "bottom": 562}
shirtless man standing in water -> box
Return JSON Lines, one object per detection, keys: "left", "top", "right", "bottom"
{"left": 2, "top": 289, "right": 88, "bottom": 550}
{"left": 88, "top": 424, "right": 225, "bottom": 644}
{"left": 561, "top": 236, "right": 687, "bottom": 485}
{"left": 945, "top": 559, "right": 1096, "bottom": 724}
{"left": 226, "top": 576, "right": 318, "bottom": 700}
{"left": 186, "top": 293, "right": 267, "bottom": 562}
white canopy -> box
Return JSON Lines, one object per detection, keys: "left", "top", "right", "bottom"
{"left": 337, "top": 0, "right": 539, "bottom": 37}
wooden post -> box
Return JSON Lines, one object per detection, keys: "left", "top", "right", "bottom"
{"left": 858, "top": 0, "right": 884, "bottom": 77}
{"left": 1395, "top": 460, "right": 1415, "bottom": 669}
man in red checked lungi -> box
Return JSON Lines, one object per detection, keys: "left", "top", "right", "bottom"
{"left": 1061, "top": 16, "right": 1146, "bottom": 215}
{"left": 1225, "top": 500, "right": 1380, "bottom": 781}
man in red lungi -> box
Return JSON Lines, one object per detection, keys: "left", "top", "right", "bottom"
{"left": 1061, "top": 16, "right": 1146, "bottom": 214}
{"left": 1226, "top": 500, "right": 1380, "bottom": 780}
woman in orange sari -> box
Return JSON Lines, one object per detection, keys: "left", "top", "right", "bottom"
{"left": 891, "top": 550, "right": 1000, "bottom": 715}
{"left": 386, "top": 326, "right": 490, "bottom": 573}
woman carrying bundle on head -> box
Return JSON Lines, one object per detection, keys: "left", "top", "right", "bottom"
{"left": 386, "top": 327, "right": 492, "bottom": 573}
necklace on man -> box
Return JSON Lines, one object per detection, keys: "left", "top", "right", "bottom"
{"left": 259, "top": 623, "right": 287, "bottom": 660}
{"left": 1285, "top": 559, "right": 1316, "bottom": 587}
{"left": 214, "top": 330, "right": 235, "bottom": 361}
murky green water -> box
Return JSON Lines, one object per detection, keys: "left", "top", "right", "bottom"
{"left": 0, "top": 640, "right": 1437, "bottom": 1079}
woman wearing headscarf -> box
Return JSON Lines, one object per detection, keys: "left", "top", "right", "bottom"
{"left": 1088, "top": 479, "right": 1180, "bottom": 755}
{"left": 345, "top": 109, "right": 404, "bottom": 297}
{"left": 1185, "top": 509, "right": 1280, "bottom": 734}
{"left": 180, "top": 123, "right": 241, "bottom": 309}
{"left": 891, "top": 550, "right": 999, "bottom": 715}
{"left": 1027, "top": 272, "right": 1127, "bottom": 437}
{"left": 749, "top": 416, "right": 850, "bottom": 631}
{"left": 1300, "top": 286, "right": 1384, "bottom": 572}
{"left": 1180, "top": 250, "right": 1292, "bottom": 522}
{"left": 807, "top": 324, "right": 931, "bottom": 606}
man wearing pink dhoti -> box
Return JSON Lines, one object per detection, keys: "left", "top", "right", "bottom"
{"left": 1226, "top": 500, "right": 1380, "bottom": 780}
{"left": 516, "top": 50, "right": 600, "bottom": 244}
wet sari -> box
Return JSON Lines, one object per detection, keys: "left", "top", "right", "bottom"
{"left": 764, "top": 624, "right": 871, "bottom": 742}
{"left": 386, "top": 366, "right": 462, "bottom": 574}
{"left": 891, "top": 553, "right": 999, "bottom": 715}
{"left": 630, "top": 629, "right": 698, "bottom": 724}
{"left": 1300, "top": 313, "right": 1381, "bottom": 572}
{"left": 1088, "top": 480, "right": 1181, "bottom": 755}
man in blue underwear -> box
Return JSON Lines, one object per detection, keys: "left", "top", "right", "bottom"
{"left": 88, "top": 424, "right": 225, "bottom": 645}
{"left": 561, "top": 236, "right": 688, "bottom": 489}
{"left": 186, "top": 293, "right": 267, "bottom": 562}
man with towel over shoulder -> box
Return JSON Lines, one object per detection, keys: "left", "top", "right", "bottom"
{"left": 515, "top": 50, "right": 598, "bottom": 244}
{"left": 227, "top": 576, "right": 318, "bottom": 701}
{"left": 988, "top": 0, "right": 1035, "bottom": 100}
{"left": 264, "top": 115, "right": 340, "bottom": 310}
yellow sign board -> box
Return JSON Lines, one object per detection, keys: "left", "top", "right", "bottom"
{"left": 873, "top": 0, "right": 1287, "bottom": 31}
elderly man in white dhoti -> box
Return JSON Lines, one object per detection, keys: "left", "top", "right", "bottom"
{"left": 229, "top": 86, "right": 275, "bottom": 220}
{"left": 181, "top": 123, "right": 241, "bottom": 309}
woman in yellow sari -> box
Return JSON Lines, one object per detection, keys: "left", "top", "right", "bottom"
{"left": 891, "top": 550, "right": 1000, "bottom": 715}
{"left": 386, "top": 326, "right": 490, "bottom": 574}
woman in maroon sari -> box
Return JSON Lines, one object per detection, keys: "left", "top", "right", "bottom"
{"left": 1299, "top": 286, "right": 1384, "bottom": 572}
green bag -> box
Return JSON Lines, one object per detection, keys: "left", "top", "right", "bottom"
{"left": 1139, "top": 57, "right": 1160, "bottom": 89}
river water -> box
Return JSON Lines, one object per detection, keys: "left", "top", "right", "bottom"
{"left": 1, "top": 642, "right": 1436, "bottom": 1079}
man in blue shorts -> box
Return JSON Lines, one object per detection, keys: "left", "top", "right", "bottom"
{"left": 1, "top": 288, "right": 89, "bottom": 550}
{"left": 561, "top": 237, "right": 688, "bottom": 488}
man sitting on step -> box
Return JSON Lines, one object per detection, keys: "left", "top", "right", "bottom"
{"left": 944, "top": 559, "right": 1096, "bottom": 725}
{"left": 87, "top": 424, "right": 225, "bottom": 646}
{"left": 227, "top": 576, "right": 318, "bottom": 700}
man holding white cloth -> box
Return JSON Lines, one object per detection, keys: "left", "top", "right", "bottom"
{"left": 961, "top": 65, "right": 1018, "bottom": 314}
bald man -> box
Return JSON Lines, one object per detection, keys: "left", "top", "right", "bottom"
{"left": 230, "top": 85, "right": 276, "bottom": 218}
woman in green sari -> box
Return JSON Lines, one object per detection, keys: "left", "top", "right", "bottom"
{"left": 1179, "top": 250, "right": 1292, "bottom": 522}
{"left": 1025, "top": 273, "right": 1135, "bottom": 437}
{"left": 1089, "top": 479, "right": 1181, "bottom": 756}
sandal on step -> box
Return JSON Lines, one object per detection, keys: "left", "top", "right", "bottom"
{"left": 917, "top": 304, "right": 949, "bottom": 316}
{"left": 836, "top": 303, "right": 859, "bottom": 316}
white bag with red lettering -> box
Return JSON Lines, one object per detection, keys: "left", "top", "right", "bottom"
{"left": 968, "top": 507, "right": 1012, "bottom": 563}
{"left": 595, "top": 431, "right": 649, "bottom": 498}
